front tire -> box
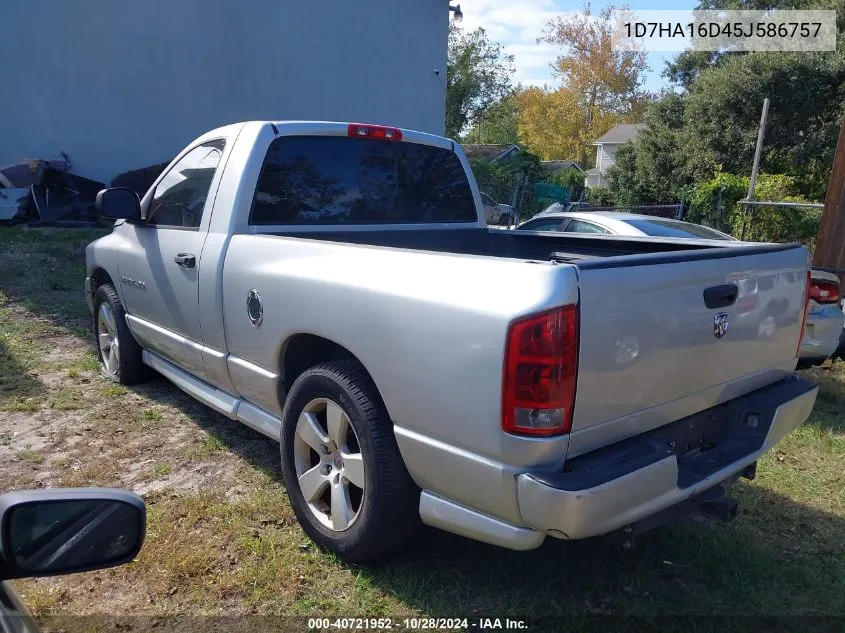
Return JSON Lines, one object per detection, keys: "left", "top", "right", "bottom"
{"left": 93, "top": 283, "right": 148, "bottom": 385}
{"left": 280, "top": 360, "right": 420, "bottom": 563}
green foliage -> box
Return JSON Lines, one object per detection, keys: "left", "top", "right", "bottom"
{"left": 544, "top": 167, "right": 586, "bottom": 190}
{"left": 446, "top": 24, "right": 515, "bottom": 139}
{"left": 609, "top": 0, "right": 845, "bottom": 204}
{"left": 469, "top": 152, "right": 547, "bottom": 219}
{"left": 586, "top": 187, "right": 616, "bottom": 206}
{"left": 687, "top": 172, "right": 748, "bottom": 232}
{"left": 664, "top": 51, "right": 723, "bottom": 90}
{"left": 687, "top": 172, "right": 821, "bottom": 249}
{"left": 542, "top": 167, "right": 586, "bottom": 203}
{"left": 462, "top": 97, "right": 519, "bottom": 145}
{"left": 605, "top": 92, "right": 688, "bottom": 205}
{"left": 743, "top": 175, "right": 822, "bottom": 249}
{"left": 682, "top": 51, "right": 845, "bottom": 196}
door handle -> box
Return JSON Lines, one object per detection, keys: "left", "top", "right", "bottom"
{"left": 703, "top": 283, "right": 738, "bottom": 309}
{"left": 173, "top": 253, "right": 196, "bottom": 268}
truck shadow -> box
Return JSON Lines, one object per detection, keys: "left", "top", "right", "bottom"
{"left": 0, "top": 339, "right": 47, "bottom": 409}
{"left": 357, "top": 485, "right": 845, "bottom": 622}
{"left": 131, "top": 375, "right": 284, "bottom": 479}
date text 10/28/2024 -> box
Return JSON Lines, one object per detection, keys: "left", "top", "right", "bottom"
{"left": 307, "top": 618, "right": 529, "bottom": 631}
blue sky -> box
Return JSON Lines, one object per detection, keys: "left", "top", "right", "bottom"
{"left": 459, "top": 0, "right": 698, "bottom": 92}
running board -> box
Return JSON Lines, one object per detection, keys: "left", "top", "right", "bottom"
{"left": 237, "top": 401, "right": 282, "bottom": 441}
{"left": 141, "top": 350, "right": 281, "bottom": 441}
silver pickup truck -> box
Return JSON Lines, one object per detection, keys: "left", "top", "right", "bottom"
{"left": 85, "top": 121, "right": 818, "bottom": 562}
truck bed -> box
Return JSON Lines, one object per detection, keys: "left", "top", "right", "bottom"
{"left": 272, "top": 227, "right": 787, "bottom": 265}
{"left": 267, "top": 226, "right": 807, "bottom": 457}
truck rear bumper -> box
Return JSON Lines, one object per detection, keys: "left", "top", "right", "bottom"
{"left": 517, "top": 376, "right": 817, "bottom": 540}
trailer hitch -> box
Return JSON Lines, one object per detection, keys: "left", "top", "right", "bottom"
{"left": 612, "top": 480, "right": 740, "bottom": 550}
{"left": 699, "top": 496, "right": 738, "bottom": 522}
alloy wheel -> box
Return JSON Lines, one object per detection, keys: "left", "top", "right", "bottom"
{"left": 96, "top": 303, "right": 120, "bottom": 376}
{"left": 293, "top": 398, "right": 366, "bottom": 531}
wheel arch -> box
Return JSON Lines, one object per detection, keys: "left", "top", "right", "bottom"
{"left": 279, "top": 334, "right": 391, "bottom": 416}
{"left": 87, "top": 267, "right": 116, "bottom": 325}
{"left": 89, "top": 267, "right": 115, "bottom": 295}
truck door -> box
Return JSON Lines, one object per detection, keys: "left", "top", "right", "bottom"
{"left": 116, "top": 140, "right": 225, "bottom": 378}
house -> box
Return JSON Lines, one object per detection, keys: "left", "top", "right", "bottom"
{"left": 585, "top": 124, "right": 644, "bottom": 188}
{"left": 461, "top": 144, "right": 523, "bottom": 164}
{"left": 0, "top": 0, "right": 452, "bottom": 183}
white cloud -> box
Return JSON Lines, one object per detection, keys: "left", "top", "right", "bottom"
{"left": 457, "top": 0, "right": 568, "bottom": 87}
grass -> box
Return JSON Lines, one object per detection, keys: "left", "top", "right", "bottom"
{"left": 16, "top": 449, "right": 45, "bottom": 465}
{"left": 153, "top": 462, "right": 173, "bottom": 479}
{"left": 184, "top": 431, "right": 230, "bottom": 459}
{"left": 0, "top": 227, "right": 844, "bottom": 630}
{"left": 143, "top": 409, "right": 163, "bottom": 422}
{"left": 49, "top": 387, "right": 86, "bottom": 410}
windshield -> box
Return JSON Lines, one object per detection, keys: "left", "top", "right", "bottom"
{"left": 626, "top": 218, "right": 734, "bottom": 240}
{"left": 250, "top": 136, "right": 477, "bottom": 225}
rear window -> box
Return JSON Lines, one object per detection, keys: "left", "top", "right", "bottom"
{"left": 250, "top": 136, "right": 477, "bottom": 225}
{"left": 626, "top": 218, "right": 733, "bottom": 240}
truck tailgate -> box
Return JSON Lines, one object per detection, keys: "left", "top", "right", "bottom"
{"left": 569, "top": 244, "right": 808, "bottom": 457}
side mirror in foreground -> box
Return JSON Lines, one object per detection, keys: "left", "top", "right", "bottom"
{"left": 0, "top": 488, "right": 145, "bottom": 580}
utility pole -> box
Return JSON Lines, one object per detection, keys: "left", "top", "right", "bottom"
{"left": 812, "top": 116, "right": 845, "bottom": 285}
{"left": 742, "top": 97, "right": 769, "bottom": 240}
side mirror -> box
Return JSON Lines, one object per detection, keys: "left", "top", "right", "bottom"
{"left": 0, "top": 488, "right": 145, "bottom": 580}
{"left": 95, "top": 187, "right": 142, "bottom": 222}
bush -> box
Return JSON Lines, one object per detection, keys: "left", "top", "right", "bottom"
{"left": 586, "top": 187, "right": 615, "bottom": 206}
{"left": 687, "top": 172, "right": 821, "bottom": 249}
{"left": 468, "top": 152, "right": 546, "bottom": 220}
{"left": 687, "top": 172, "right": 747, "bottom": 232}
{"left": 544, "top": 168, "right": 586, "bottom": 201}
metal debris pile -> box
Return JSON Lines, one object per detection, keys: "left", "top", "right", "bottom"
{"left": 0, "top": 154, "right": 104, "bottom": 226}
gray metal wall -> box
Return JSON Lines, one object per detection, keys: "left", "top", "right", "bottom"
{"left": 0, "top": 0, "right": 449, "bottom": 183}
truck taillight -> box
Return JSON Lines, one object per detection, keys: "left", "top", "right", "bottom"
{"left": 810, "top": 280, "right": 840, "bottom": 304}
{"left": 798, "top": 270, "right": 811, "bottom": 356}
{"left": 502, "top": 306, "right": 578, "bottom": 437}
{"left": 347, "top": 123, "right": 403, "bottom": 141}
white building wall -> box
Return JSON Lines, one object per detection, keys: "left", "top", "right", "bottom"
{"left": 0, "top": 0, "right": 449, "bottom": 183}
{"left": 598, "top": 144, "right": 618, "bottom": 170}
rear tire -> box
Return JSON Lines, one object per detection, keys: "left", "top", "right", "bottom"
{"left": 93, "top": 283, "right": 148, "bottom": 385}
{"left": 280, "top": 360, "right": 420, "bottom": 562}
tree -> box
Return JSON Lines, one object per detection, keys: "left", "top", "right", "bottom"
{"left": 446, "top": 23, "right": 515, "bottom": 139}
{"left": 463, "top": 96, "right": 519, "bottom": 145}
{"left": 664, "top": 51, "right": 723, "bottom": 90}
{"left": 608, "top": 0, "right": 845, "bottom": 204}
{"left": 541, "top": 5, "right": 648, "bottom": 140}
{"left": 514, "top": 4, "right": 650, "bottom": 163}
{"left": 681, "top": 51, "right": 845, "bottom": 197}
{"left": 606, "top": 92, "right": 689, "bottom": 204}
{"left": 514, "top": 86, "right": 602, "bottom": 162}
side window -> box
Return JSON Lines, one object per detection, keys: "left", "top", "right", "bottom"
{"left": 564, "top": 219, "right": 609, "bottom": 234}
{"left": 518, "top": 219, "right": 563, "bottom": 232}
{"left": 148, "top": 140, "right": 225, "bottom": 228}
